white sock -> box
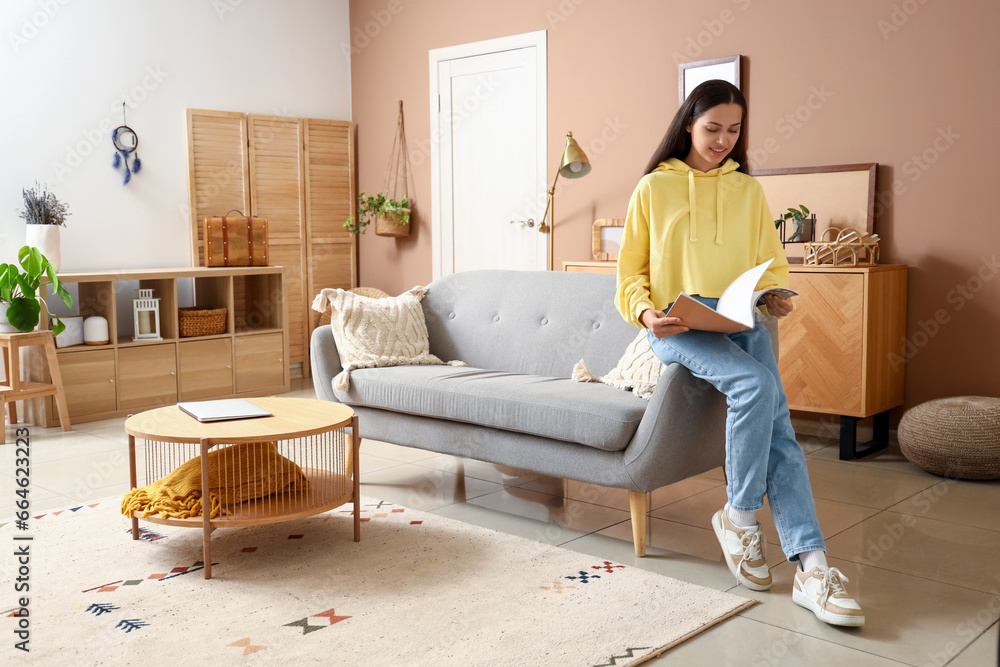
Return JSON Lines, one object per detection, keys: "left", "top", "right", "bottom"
{"left": 799, "top": 550, "right": 828, "bottom": 572}
{"left": 727, "top": 506, "right": 757, "bottom": 529}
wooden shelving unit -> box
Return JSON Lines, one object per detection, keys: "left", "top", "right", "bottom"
{"left": 31, "top": 266, "right": 290, "bottom": 426}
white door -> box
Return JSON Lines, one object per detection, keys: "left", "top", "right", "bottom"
{"left": 430, "top": 32, "right": 547, "bottom": 278}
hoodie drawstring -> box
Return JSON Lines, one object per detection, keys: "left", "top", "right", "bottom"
{"left": 716, "top": 175, "right": 724, "bottom": 244}
{"left": 687, "top": 168, "right": 725, "bottom": 245}
{"left": 687, "top": 170, "right": 698, "bottom": 242}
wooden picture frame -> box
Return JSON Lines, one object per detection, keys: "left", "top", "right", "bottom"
{"left": 679, "top": 55, "right": 742, "bottom": 104}
{"left": 749, "top": 163, "right": 878, "bottom": 263}
{"left": 592, "top": 218, "right": 626, "bottom": 261}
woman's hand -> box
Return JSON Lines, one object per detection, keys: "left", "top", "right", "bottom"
{"left": 640, "top": 309, "right": 690, "bottom": 338}
{"left": 763, "top": 294, "right": 793, "bottom": 318}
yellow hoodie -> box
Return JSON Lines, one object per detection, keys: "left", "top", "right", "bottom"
{"left": 615, "top": 158, "right": 789, "bottom": 329}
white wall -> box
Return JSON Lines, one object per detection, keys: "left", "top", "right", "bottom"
{"left": 0, "top": 0, "right": 351, "bottom": 270}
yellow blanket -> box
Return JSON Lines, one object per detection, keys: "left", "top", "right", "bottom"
{"left": 121, "top": 441, "right": 310, "bottom": 520}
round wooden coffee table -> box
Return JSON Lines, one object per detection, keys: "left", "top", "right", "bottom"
{"left": 124, "top": 397, "right": 359, "bottom": 579}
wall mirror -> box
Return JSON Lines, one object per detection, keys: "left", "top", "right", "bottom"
{"left": 749, "top": 163, "right": 877, "bottom": 262}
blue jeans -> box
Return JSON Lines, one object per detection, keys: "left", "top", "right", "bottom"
{"left": 647, "top": 297, "right": 825, "bottom": 562}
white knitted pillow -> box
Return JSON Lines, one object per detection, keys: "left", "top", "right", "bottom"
{"left": 572, "top": 330, "right": 663, "bottom": 400}
{"left": 311, "top": 286, "right": 464, "bottom": 391}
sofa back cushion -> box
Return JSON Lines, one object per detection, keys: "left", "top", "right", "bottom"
{"left": 423, "top": 270, "right": 639, "bottom": 379}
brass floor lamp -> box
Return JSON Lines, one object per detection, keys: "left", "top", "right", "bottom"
{"left": 539, "top": 131, "right": 591, "bottom": 271}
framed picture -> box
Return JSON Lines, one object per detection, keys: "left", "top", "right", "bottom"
{"left": 592, "top": 218, "right": 625, "bottom": 261}
{"left": 53, "top": 315, "right": 84, "bottom": 348}
{"left": 679, "top": 55, "right": 742, "bottom": 104}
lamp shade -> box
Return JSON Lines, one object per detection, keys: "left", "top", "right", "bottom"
{"left": 558, "top": 131, "right": 591, "bottom": 179}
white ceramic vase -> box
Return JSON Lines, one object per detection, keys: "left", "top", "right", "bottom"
{"left": 25, "top": 224, "right": 62, "bottom": 272}
{"left": 0, "top": 302, "right": 18, "bottom": 333}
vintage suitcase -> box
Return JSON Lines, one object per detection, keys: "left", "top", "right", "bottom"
{"left": 203, "top": 213, "right": 269, "bottom": 267}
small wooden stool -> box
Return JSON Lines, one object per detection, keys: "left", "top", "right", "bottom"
{"left": 0, "top": 384, "right": 12, "bottom": 445}
{"left": 0, "top": 331, "right": 72, "bottom": 443}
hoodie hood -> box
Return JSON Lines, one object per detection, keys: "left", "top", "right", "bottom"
{"left": 653, "top": 158, "right": 740, "bottom": 244}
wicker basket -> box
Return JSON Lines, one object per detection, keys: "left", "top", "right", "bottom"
{"left": 375, "top": 210, "right": 411, "bottom": 237}
{"left": 178, "top": 306, "right": 227, "bottom": 337}
{"left": 898, "top": 396, "right": 1000, "bottom": 480}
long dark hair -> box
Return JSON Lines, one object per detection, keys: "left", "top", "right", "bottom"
{"left": 643, "top": 80, "right": 749, "bottom": 175}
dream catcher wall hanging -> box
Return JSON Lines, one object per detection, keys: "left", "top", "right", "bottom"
{"left": 111, "top": 102, "right": 142, "bottom": 185}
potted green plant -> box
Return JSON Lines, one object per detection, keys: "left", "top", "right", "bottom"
{"left": 0, "top": 246, "right": 73, "bottom": 335}
{"left": 343, "top": 190, "right": 410, "bottom": 237}
{"left": 774, "top": 204, "right": 814, "bottom": 244}
{"left": 19, "top": 182, "right": 70, "bottom": 272}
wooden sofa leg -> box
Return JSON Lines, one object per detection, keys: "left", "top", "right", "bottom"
{"left": 628, "top": 490, "right": 649, "bottom": 557}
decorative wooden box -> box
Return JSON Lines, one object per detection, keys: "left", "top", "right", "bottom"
{"left": 203, "top": 215, "right": 269, "bottom": 267}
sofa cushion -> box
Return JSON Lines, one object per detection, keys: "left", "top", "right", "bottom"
{"left": 573, "top": 330, "right": 663, "bottom": 400}
{"left": 311, "top": 285, "right": 465, "bottom": 391}
{"left": 334, "top": 365, "right": 648, "bottom": 452}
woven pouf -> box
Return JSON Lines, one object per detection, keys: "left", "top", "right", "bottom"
{"left": 897, "top": 396, "right": 1000, "bottom": 479}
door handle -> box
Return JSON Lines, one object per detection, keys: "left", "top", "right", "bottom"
{"left": 509, "top": 218, "right": 535, "bottom": 228}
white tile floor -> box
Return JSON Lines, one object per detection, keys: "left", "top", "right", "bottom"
{"left": 2, "top": 379, "right": 998, "bottom": 665}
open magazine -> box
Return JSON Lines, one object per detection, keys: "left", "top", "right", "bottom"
{"left": 665, "top": 258, "right": 798, "bottom": 333}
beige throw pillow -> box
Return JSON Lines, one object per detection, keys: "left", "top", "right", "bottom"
{"left": 311, "top": 286, "right": 465, "bottom": 391}
{"left": 572, "top": 330, "right": 663, "bottom": 400}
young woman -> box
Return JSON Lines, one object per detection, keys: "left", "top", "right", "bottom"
{"left": 615, "top": 80, "right": 864, "bottom": 627}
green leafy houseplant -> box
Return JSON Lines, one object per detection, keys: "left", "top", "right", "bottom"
{"left": 19, "top": 182, "right": 70, "bottom": 226}
{"left": 0, "top": 246, "right": 73, "bottom": 335}
{"left": 343, "top": 191, "right": 410, "bottom": 235}
{"left": 774, "top": 204, "right": 812, "bottom": 242}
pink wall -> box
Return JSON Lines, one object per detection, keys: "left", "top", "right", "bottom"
{"left": 348, "top": 0, "right": 1000, "bottom": 411}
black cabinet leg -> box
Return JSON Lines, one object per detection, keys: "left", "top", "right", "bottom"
{"left": 839, "top": 411, "right": 890, "bottom": 461}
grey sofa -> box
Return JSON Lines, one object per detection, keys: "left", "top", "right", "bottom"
{"left": 311, "top": 269, "right": 777, "bottom": 556}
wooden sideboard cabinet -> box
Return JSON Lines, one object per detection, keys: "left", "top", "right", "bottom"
{"left": 777, "top": 264, "right": 907, "bottom": 459}
{"left": 564, "top": 260, "right": 909, "bottom": 460}
{"left": 29, "top": 266, "right": 290, "bottom": 426}
{"left": 563, "top": 260, "right": 617, "bottom": 274}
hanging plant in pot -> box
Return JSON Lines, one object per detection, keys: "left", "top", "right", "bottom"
{"left": 0, "top": 246, "right": 73, "bottom": 334}
{"left": 343, "top": 99, "right": 415, "bottom": 238}
{"left": 19, "top": 182, "right": 70, "bottom": 272}
{"left": 343, "top": 191, "right": 410, "bottom": 236}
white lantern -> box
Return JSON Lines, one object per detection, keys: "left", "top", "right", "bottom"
{"left": 133, "top": 288, "right": 162, "bottom": 341}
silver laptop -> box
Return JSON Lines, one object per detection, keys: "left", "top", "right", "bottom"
{"left": 177, "top": 399, "right": 273, "bottom": 423}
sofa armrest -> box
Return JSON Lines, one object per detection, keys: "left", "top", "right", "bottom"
{"left": 310, "top": 325, "right": 344, "bottom": 404}
{"left": 621, "top": 316, "right": 780, "bottom": 491}
{"left": 621, "top": 363, "right": 728, "bottom": 491}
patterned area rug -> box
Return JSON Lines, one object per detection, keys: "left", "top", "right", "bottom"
{"left": 2, "top": 497, "right": 753, "bottom": 665}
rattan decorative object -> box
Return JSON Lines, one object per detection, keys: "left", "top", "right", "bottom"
{"left": 317, "top": 287, "right": 389, "bottom": 327}
{"left": 803, "top": 227, "right": 880, "bottom": 266}
{"left": 178, "top": 306, "right": 227, "bottom": 337}
{"left": 897, "top": 396, "right": 1000, "bottom": 480}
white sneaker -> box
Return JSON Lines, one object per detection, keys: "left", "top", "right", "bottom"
{"left": 793, "top": 566, "right": 865, "bottom": 627}
{"left": 711, "top": 503, "right": 771, "bottom": 591}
